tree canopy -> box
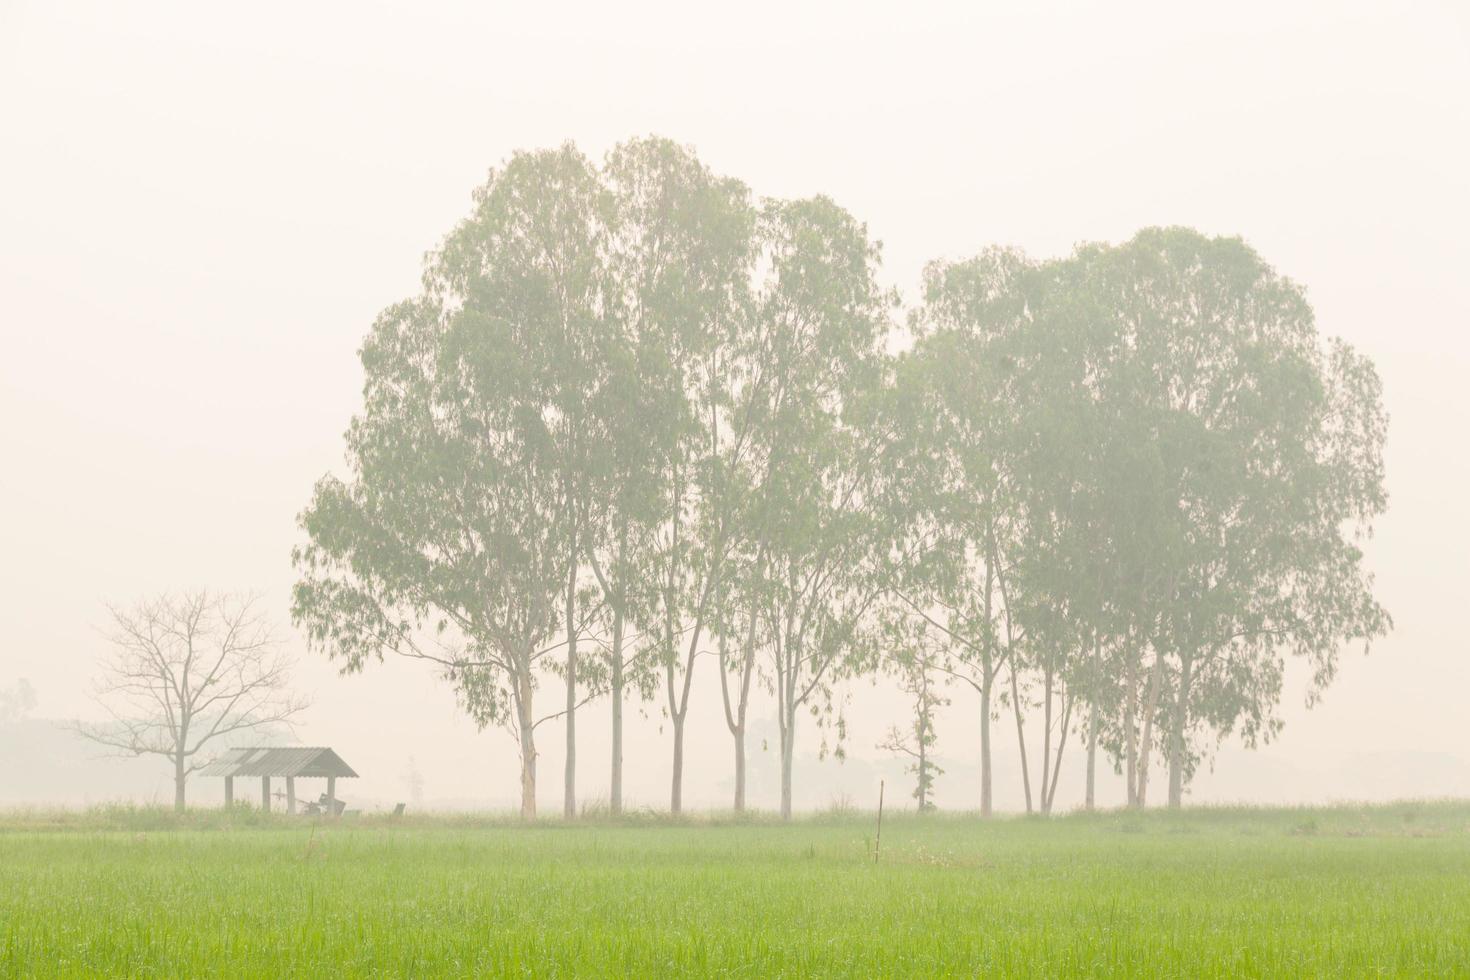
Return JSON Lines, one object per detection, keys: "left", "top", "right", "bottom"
{"left": 294, "top": 139, "right": 1389, "bottom": 817}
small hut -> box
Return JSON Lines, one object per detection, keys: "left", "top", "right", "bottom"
{"left": 200, "top": 746, "right": 358, "bottom": 814}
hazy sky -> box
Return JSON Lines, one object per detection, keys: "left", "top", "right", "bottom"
{"left": 2, "top": 1, "right": 1468, "bottom": 811}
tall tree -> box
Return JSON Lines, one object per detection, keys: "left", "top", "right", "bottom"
{"left": 998, "top": 250, "right": 1121, "bottom": 815}
{"left": 1078, "top": 228, "right": 1390, "bottom": 807}
{"left": 591, "top": 137, "right": 754, "bottom": 815}
{"left": 892, "top": 248, "right": 1041, "bottom": 816}
{"left": 1145, "top": 352, "right": 1391, "bottom": 807}
{"left": 293, "top": 145, "right": 607, "bottom": 820}
{"left": 747, "top": 196, "right": 895, "bottom": 820}
{"left": 72, "top": 591, "right": 304, "bottom": 813}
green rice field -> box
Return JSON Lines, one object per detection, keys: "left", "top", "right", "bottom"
{"left": 3, "top": 801, "right": 1469, "bottom": 977}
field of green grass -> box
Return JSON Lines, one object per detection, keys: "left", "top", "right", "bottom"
{"left": 3, "top": 801, "right": 1469, "bottom": 977}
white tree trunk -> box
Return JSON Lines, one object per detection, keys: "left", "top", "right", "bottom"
{"left": 1135, "top": 651, "right": 1166, "bottom": 808}
{"left": 564, "top": 558, "right": 578, "bottom": 820}
{"left": 1167, "top": 654, "right": 1193, "bottom": 809}
{"left": 979, "top": 679, "right": 993, "bottom": 818}
{"left": 779, "top": 704, "right": 796, "bottom": 821}
{"left": 670, "top": 713, "right": 685, "bottom": 815}
{"left": 517, "top": 671, "right": 537, "bottom": 821}
{"left": 609, "top": 619, "right": 624, "bottom": 816}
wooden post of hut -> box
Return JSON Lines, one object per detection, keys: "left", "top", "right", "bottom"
{"left": 261, "top": 775, "right": 271, "bottom": 812}
{"left": 327, "top": 775, "right": 337, "bottom": 817}
{"left": 224, "top": 775, "right": 234, "bottom": 807}
{"left": 286, "top": 777, "right": 296, "bottom": 815}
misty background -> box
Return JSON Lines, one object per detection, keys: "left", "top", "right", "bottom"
{"left": 2, "top": 1, "right": 1467, "bottom": 812}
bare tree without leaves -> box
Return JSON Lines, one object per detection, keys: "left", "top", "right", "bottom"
{"left": 71, "top": 591, "right": 307, "bottom": 812}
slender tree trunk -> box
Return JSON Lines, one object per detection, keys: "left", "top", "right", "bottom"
{"left": 663, "top": 470, "right": 682, "bottom": 818}
{"left": 520, "top": 735, "right": 537, "bottom": 821}
{"left": 659, "top": 462, "right": 706, "bottom": 819}
{"left": 669, "top": 640, "right": 704, "bottom": 818}
{"left": 1124, "top": 645, "right": 1139, "bottom": 808}
{"left": 917, "top": 722, "right": 928, "bottom": 811}
{"left": 1136, "top": 649, "right": 1166, "bottom": 809}
{"left": 564, "top": 552, "right": 578, "bottom": 820}
{"left": 609, "top": 606, "right": 625, "bottom": 816}
{"left": 173, "top": 752, "right": 186, "bottom": 814}
{"left": 670, "top": 711, "right": 685, "bottom": 815}
{"left": 719, "top": 634, "right": 748, "bottom": 812}
{"left": 1085, "top": 709, "right": 1098, "bottom": 811}
{"left": 173, "top": 716, "right": 189, "bottom": 814}
{"left": 979, "top": 677, "right": 993, "bottom": 818}
{"left": 779, "top": 704, "right": 795, "bottom": 821}
{"left": 1085, "top": 632, "right": 1101, "bottom": 811}
{"left": 603, "top": 524, "right": 628, "bottom": 816}
{"left": 733, "top": 726, "right": 747, "bottom": 812}
{"left": 989, "top": 523, "right": 1033, "bottom": 813}
{"left": 728, "top": 598, "right": 760, "bottom": 813}
{"left": 668, "top": 616, "right": 707, "bottom": 816}
{"left": 1040, "top": 667, "right": 1054, "bottom": 814}
{"left": 1009, "top": 665, "right": 1033, "bottom": 813}
{"left": 517, "top": 670, "right": 537, "bottom": 821}
{"left": 978, "top": 560, "right": 998, "bottom": 818}
{"left": 917, "top": 671, "right": 934, "bottom": 811}
{"left": 1167, "top": 654, "right": 1193, "bottom": 809}
{"left": 1044, "top": 687, "right": 1073, "bottom": 814}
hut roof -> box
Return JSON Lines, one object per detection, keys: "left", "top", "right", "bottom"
{"left": 198, "top": 746, "right": 358, "bottom": 779}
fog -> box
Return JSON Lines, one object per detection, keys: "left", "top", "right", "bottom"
{"left": 2, "top": 1, "right": 1468, "bottom": 814}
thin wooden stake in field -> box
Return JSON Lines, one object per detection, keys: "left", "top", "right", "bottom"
{"left": 875, "top": 779, "right": 885, "bottom": 864}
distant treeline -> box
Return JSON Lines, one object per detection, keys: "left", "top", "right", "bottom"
{"left": 292, "top": 137, "right": 1387, "bottom": 820}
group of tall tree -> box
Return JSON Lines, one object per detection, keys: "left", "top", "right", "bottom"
{"left": 889, "top": 238, "right": 1389, "bottom": 813}
{"left": 292, "top": 137, "right": 1388, "bottom": 819}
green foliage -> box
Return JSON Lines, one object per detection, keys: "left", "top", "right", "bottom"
{"left": 599, "top": 138, "right": 755, "bottom": 812}
{"left": 742, "top": 196, "right": 897, "bottom": 817}
{"left": 895, "top": 227, "right": 1390, "bottom": 809}
{"left": 292, "top": 146, "right": 611, "bottom": 818}
{"left": 293, "top": 134, "right": 1389, "bottom": 816}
